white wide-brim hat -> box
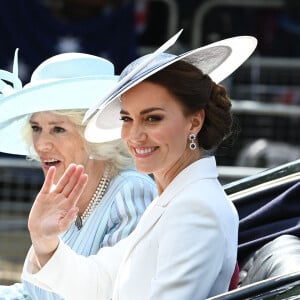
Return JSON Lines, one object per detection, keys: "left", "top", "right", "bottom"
{"left": 0, "top": 51, "right": 119, "bottom": 156}
{"left": 84, "top": 30, "right": 257, "bottom": 143}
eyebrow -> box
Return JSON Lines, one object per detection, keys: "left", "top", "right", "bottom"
{"left": 120, "top": 107, "right": 165, "bottom": 115}
{"left": 29, "top": 120, "right": 65, "bottom": 125}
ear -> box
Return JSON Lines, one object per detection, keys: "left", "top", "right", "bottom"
{"left": 190, "top": 109, "right": 205, "bottom": 133}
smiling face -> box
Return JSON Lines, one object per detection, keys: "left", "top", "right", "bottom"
{"left": 120, "top": 81, "right": 204, "bottom": 188}
{"left": 30, "top": 111, "right": 89, "bottom": 183}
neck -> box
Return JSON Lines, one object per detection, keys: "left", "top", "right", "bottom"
{"left": 78, "top": 160, "right": 108, "bottom": 214}
{"left": 154, "top": 149, "right": 201, "bottom": 195}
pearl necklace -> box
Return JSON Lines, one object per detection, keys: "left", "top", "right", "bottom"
{"left": 75, "top": 165, "right": 111, "bottom": 230}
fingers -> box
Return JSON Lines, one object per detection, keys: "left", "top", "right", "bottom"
{"left": 68, "top": 172, "right": 88, "bottom": 203}
{"left": 55, "top": 164, "right": 85, "bottom": 197}
{"left": 53, "top": 164, "right": 88, "bottom": 211}
{"left": 40, "top": 166, "right": 56, "bottom": 194}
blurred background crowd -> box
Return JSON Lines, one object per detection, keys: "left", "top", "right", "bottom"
{"left": 1, "top": 0, "right": 300, "bottom": 284}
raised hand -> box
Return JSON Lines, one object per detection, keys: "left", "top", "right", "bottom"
{"left": 28, "top": 164, "right": 88, "bottom": 266}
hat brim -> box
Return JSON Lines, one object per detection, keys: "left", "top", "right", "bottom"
{"left": 0, "top": 75, "right": 118, "bottom": 155}
{"left": 84, "top": 35, "right": 257, "bottom": 143}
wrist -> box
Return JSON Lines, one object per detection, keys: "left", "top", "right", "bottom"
{"left": 31, "top": 235, "right": 60, "bottom": 267}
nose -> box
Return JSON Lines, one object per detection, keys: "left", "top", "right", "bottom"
{"left": 34, "top": 133, "right": 53, "bottom": 153}
{"left": 124, "top": 123, "right": 147, "bottom": 142}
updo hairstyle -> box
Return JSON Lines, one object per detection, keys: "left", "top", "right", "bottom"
{"left": 145, "top": 60, "right": 233, "bottom": 151}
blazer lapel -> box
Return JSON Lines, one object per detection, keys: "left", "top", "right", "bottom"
{"left": 127, "top": 199, "right": 165, "bottom": 249}
{"left": 113, "top": 201, "right": 165, "bottom": 299}
{"left": 125, "top": 156, "right": 218, "bottom": 248}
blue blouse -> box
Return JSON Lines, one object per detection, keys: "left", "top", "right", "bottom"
{"left": 0, "top": 169, "right": 156, "bottom": 300}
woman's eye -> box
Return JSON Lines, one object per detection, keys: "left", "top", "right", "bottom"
{"left": 53, "top": 126, "right": 66, "bottom": 133}
{"left": 120, "top": 116, "right": 131, "bottom": 122}
{"left": 147, "top": 115, "right": 162, "bottom": 122}
{"left": 31, "top": 125, "right": 40, "bottom": 132}
{"left": 119, "top": 115, "right": 162, "bottom": 122}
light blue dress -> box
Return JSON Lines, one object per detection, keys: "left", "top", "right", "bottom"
{"left": 0, "top": 169, "right": 156, "bottom": 300}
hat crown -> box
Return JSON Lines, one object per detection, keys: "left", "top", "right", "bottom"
{"left": 31, "top": 53, "right": 115, "bottom": 82}
{"left": 0, "top": 52, "right": 119, "bottom": 156}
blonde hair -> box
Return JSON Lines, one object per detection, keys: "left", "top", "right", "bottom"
{"left": 22, "top": 109, "right": 133, "bottom": 176}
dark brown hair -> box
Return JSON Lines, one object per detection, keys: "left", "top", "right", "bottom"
{"left": 145, "top": 60, "right": 233, "bottom": 150}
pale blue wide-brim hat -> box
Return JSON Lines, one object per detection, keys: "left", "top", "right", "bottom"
{"left": 84, "top": 30, "right": 257, "bottom": 143}
{"left": 0, "top": 51, "right": 119, "bottom": 156}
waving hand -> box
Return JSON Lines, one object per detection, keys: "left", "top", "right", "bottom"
{"left": 28, "top": 164, "right": 88, "bottom": 266}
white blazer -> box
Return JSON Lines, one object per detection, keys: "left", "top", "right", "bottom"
{"left": 22, "top": 156, "right": 239, "bottom": 300}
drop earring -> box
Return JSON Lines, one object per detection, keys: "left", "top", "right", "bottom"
{"left": 189, "top": 133, "right": 197, "bottom": 150}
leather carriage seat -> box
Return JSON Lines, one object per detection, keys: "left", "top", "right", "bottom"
{"left": 238, "top": 234, "right": 300, "bottom": 286}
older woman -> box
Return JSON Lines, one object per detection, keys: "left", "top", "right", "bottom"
{"left": 0, "top": 52, "right": 156, "bottom": 299}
